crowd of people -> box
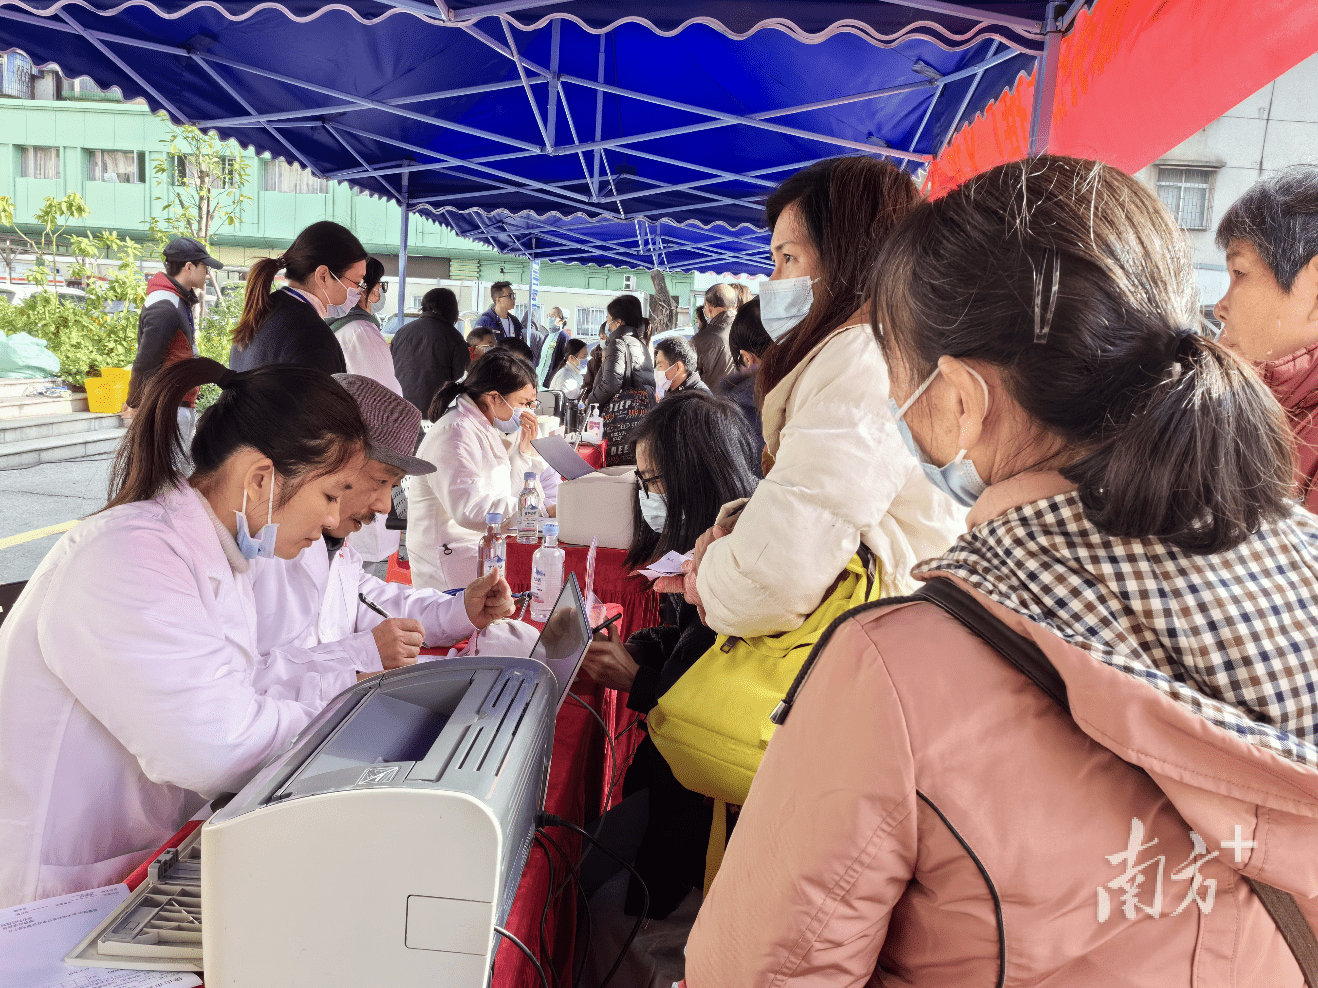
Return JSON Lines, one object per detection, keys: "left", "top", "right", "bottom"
{"left": 1, "top": 152, "right": 1317, "bottom": 987}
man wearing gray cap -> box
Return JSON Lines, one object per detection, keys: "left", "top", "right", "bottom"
{"left": 249, "top": 374, "right": 515, "bottom": 690}
{"left": 124, "top": 236, "right": 223, "bottom": 443}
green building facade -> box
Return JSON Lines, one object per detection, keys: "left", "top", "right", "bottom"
{"left": 0, "top": 74, "right": 695, "bottom": 328}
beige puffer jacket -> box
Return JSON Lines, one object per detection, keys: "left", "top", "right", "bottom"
{"left": 695, "top": 323, "right": 966, "bottom": 638}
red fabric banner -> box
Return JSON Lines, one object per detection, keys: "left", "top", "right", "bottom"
{"left": 926, "top": 0, "right": 1318, "bottom": 196}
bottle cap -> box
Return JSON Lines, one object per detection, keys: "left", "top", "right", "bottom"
{"left": 486, "top": 511, "right": 502, "bottom": 525}
{"left": 543, "top": 522, "right": 559, "bottom": 537}
{"left": 525, "top": 471, "right": 537, "bottom": 481}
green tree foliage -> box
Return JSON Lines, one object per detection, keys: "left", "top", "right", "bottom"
{"left": 148, "top": 120, "right": 253, "bottom": 324}
{"left": 0, "top": 230, "right": 145, "bottom": 385}
{"left": 0, "top": 192, "right": 92, "bottom": 284}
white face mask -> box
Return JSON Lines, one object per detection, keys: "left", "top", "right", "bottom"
{"left": 324, "top": 272, "right": 362, "bottom": 320}
{"left": 654, "top": 363, "right": 674, "bottom": 400}
{"left": 758, "top": 275, "right": 816, "bottom": 341}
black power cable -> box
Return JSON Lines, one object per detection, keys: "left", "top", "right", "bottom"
{"left": 493, "top": 924, "right": 550, "bottom": 988}
{"left": 537, "top": 827, "right": 592, "bottom": 988}
{"left": 566, "top": 691, "right": 620, "bottom": 815}
{"left": 538, "top": 812, "right": 649, "bottom": 988}
{"left": 531, "top": 835, "right": 560, "bottom": 988}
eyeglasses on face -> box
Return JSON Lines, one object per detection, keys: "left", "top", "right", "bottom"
{"left": 636, "top": 470, "right": 663, "bottom": 495}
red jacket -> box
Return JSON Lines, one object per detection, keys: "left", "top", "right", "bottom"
{"left": 1256, "top": 338, "right": 1318, "bottom": 513}
{"left": 127, "top": 272, "right": 198, "bottom": 408}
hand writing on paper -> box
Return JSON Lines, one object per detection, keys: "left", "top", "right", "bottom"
{"left": 372, "top": 618, "right": 425, "bottom": 669}
{"left": 682, "top": 525, "right": 728, "bottom": 624}
{"left": 583, "top": 623, "right": 640, "bottom": 692}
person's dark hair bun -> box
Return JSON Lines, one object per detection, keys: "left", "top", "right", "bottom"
{"left": 873, "top": 156, "right": 1294, "bottom": 555}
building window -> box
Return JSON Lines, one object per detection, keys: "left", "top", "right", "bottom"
{"left": 1, "top": 53, "right": 32, "bottom": 100}
{"left": 263, "top": 158, "right": 328, "bottom": 195}
{"left": 171, "top": 155, "right": 238, "bottom": 189}
{"left": 576, "top": 306, "right": 607, "bottom": 333}
{"left": 19, "top": 146, "right": 60, "bottom": 180}
{"left": 88, "top": 149, "right": 146, "bottom": 184}
{"left": 60, "top": 75, "right": 122, "bottom": 102}
{"left": 1156, "top": 167, "right": 1214, "bottom": 231}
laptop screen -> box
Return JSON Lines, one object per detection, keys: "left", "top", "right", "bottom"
{"left": 529, "top": 574, "right": 592, "bottom": 710}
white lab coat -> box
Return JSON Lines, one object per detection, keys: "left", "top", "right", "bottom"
{"left": 334, "top": 314, "right": 404, "bottom": 564}
{"left": 248, "top": 537, "right": 476, "bottom": 683}
{"left": 334, "top": 314, "right": 402, "bottom": 396}
{"left": 0, "top": 484, "right": 346, "bottom": 908}
{"left": 408, "top": 395, "right": 546, "bottom": 591}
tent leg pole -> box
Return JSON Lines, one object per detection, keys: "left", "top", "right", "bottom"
{"left": 398, "top": 169, "right": 410, "bottom": 324}
{"left": 1028, "top": 2, "right": 1063, "bottom": 156}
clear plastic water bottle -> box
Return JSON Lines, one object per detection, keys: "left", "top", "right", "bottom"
{"left": 530, "top": 522, "right": 565, "bottom": 622}
{"left": 478, "top": 511, "right": 505, "bottom": 577}
{"left": 517, "top": 472, "right": 541, "bottom": 545}
{"left": 585, "top": 404, "right": 603, "bottom": 444}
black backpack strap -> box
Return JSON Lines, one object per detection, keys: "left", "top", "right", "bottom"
{"left": 771, "top": 577, "right": 1318, "bottom": 986}
{"left": 915, "top": 577, "right": 1070, "bottom": 713}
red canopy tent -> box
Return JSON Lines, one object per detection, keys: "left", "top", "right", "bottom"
{"left": 925, "top": 0, "right": 1318, "bottom": 197}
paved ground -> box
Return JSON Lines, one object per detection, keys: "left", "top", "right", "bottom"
{"left": 0, "top": 452, "right": 114, "bottom": 584}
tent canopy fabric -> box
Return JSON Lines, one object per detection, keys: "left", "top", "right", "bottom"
{"left": 0, "top": 0, "right": 1049, "bottom": 269}
{"left": 435, "top": 209, "right": 773, "bottom": 275}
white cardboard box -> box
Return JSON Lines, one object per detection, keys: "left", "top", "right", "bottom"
{"left": 556, "top": 466, "right": 637, "bottom": 549}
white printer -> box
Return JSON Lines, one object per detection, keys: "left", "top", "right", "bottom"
{"left": 199, "top": 576, "right": 592, "bottom": 987}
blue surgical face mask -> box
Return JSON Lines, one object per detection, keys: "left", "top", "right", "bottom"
{"left": 234, "top": 486, "right": 280, "bottom": 559}
{"left": 758, "top": 275, "right": 815, "bottom": 341}
{"left": 494, "top": 394, "right": 528, "bottom": 434}
{"left": 888, "top": 365, "right": 990, "bottom": 508}
{"left": 638, "top": 489, "right": 668, "bottom": 533}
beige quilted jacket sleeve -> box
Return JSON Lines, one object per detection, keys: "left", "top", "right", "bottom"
{"left": 696, "top": 325, "right": 963, "bottom": 638}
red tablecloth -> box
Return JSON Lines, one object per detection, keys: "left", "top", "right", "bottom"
{"left": 124, "top": 675, "right": 615, "bottom": 988}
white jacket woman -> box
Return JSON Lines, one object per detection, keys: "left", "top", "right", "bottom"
{"left": 409, "top": 350, "right": 547, "bottom": 591}
{"left": 688, "top": 157, "right": 965, "bottom": 638}
{"left": 0, "top": 359, "right": 369, "bottom": 907}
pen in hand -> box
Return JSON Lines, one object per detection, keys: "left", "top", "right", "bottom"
{"left": 358, "top": 593, "right": 392, "bottom": 620}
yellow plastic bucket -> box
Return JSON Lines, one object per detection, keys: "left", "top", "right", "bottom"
{"left": 101, "top": 367, "right": 131, "bottom": 387}
{"left": 85, "top": 377, "right": 127, "bottom": 414}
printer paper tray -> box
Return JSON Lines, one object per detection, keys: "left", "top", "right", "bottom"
{"left": 65, "top": 828, "right": 204, "bottom": 972}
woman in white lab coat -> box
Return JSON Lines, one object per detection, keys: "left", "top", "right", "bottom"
{"left": 0, "top": 358, "right": 370, "bottom": 907}
{"left": 408, "top": 349, "right": 550, "bottom": 590}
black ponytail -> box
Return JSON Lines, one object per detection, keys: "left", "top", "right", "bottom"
{"left": 1063, "top": 331, "right": 1293, "bottom": 553}
{"left": 106, "top": 358, "right": 369, "bottom": 510}
{"left": 427, "top": 349, "right": 536, "bottom": 421}
{"left": 874, "top": 156, "right": 1295, "bottom": 555}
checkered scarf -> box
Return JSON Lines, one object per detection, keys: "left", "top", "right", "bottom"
{"left": 916, "top": 492, "right": 1318, "bottom": 769}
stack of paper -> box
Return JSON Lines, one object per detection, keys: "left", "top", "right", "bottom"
{"left": 0, "top": 886, "right": 201, "bottom": 988}
{"left": 636, "top": 551, "right": 692, "bottom": 582}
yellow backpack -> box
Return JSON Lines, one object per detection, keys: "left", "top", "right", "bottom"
{"left": 647, "top": 553, "right": 881, "bottom": 889}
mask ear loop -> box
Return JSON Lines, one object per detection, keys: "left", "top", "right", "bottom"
{"left": 894, "top": 367, "right": 941, "bottom": 419}
{"left": 266, "top": 479, "right": 274, "bottom": 527}
{"left": 950, "top": 368, "right": 993, "bottom": 464}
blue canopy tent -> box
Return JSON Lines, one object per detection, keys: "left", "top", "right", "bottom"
{"left": 436, "top": 210, "right": 773, "bottom": 276}
{"left": 0, "top": 1, "right": 1078, "bottom": 304}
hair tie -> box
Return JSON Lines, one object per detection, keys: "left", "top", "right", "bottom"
{"left": 1164, "top": 328, "right": 1198, "bottom": 382}
{"left": 217, "top": 368, "right": 239, "bottom": 389}
{"left": 274, "top": 254, "right": 288, "bottom": 268}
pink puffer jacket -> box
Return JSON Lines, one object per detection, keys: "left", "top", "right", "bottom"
{"left": 684, "top": 476, "right": 1318, "bottom": 987}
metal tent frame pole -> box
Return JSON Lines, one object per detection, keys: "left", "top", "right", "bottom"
{"left": 1028, "top": 3, "right": 1065, "bottom": 155}
{"left": 398, "top": 169, "right": 410, "bottom": 323}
